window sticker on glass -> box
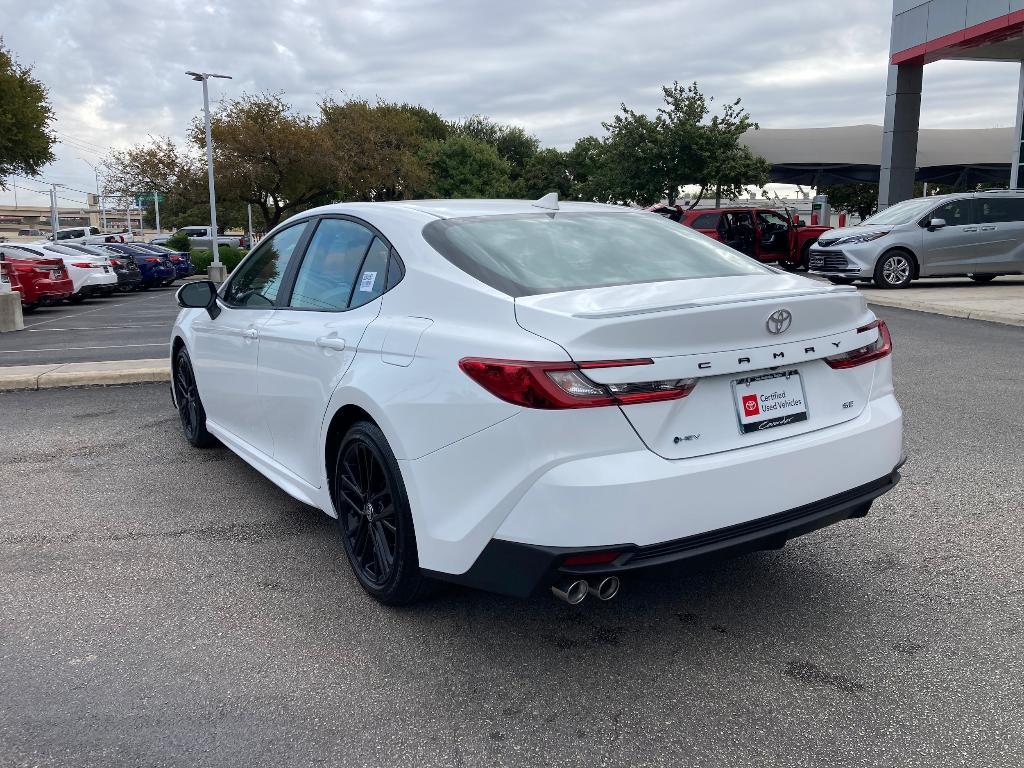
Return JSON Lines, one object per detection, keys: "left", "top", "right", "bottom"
{"left": 358, "top": 271, "right": 377, "bottom": 292}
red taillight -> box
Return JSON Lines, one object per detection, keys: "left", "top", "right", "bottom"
{"left": 824, "top": 320, "right": 892, "bottom": 369}
{"left": 458, "top": 357, "right": 697, "bottom": 409}
{"left": 238, "top": 237, "right": 244, "bottom": 246}
{"left": 109, "top": 259, "right": 121, "bottom": 267}
{"left": 71, "top": 262, "right": 99, "bottom": 268}
{"left": 563, "top": 551, "right": 622, "bottom": 567}
{"left": 169, "top": 256, "right": 182, "bottom": 262}
{"left": 145, "top": 257, "right": 159, "bottom": 263}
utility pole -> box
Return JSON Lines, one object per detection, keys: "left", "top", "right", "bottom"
{"left": 154, "top": 192, "right": 161, "bottom": 234}
{"left": 79, "top": 157, "right": 107, "bottom": 230}
{"left": 49, "top": 184, "right": 61, "bottom": 239}
{"left": 247, "top": 203, "right": 253, "bottom": 250}
{"left": 12, "top": 180, "right": 17, "bottom": 209}
{"left": 186, "top": 70, "right": 232, "bottom": 282}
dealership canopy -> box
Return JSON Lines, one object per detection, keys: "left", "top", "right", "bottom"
{"left": 741, "top": 124, "right": 1013, "bottom": 187}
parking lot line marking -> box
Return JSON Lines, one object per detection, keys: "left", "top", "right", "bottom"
{"left": 21, "top": 291, "right": 171, "bottom": 330}
{"left": 25, "top": 323, "right": 172, "bottom": 332}
{"left": 0, "top": 343, "right": 167, "bottom": 355}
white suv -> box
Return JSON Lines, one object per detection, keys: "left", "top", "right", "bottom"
{"left": 171, "top": 199, "right": 904, "bottom": 605}
{"left": 809, "top": 190, "right": 1024, "bottom": 288}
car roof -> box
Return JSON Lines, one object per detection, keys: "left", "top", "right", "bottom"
{"left": 293, "top": 198, "right": 634, "bottom": 224}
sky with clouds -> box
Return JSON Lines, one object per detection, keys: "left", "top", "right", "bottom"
{"left": 0, "top": 0, "right": 1020, "bottom": 208}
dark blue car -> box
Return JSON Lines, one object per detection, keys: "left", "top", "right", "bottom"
{"left": 99, "top": 244, "right": 176, "bottom": 289}
{"left": 135, "top": 243, "right": 195, "bottom": 279}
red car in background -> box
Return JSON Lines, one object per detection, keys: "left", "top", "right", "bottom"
{"left": 649, "top": 204, "right": 831, "bottom": 269}
{"left": 0, "top": 252, "right": 74, "bottom": 311}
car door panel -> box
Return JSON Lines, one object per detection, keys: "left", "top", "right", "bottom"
{"left": 190, "top": 220, "right": 312, "bottom": 454}
{"left": 975, "top": 196, "right": 1024, "bottom": 272}
{"left": 919, "top": 199, "right": 978, "bottom": 275}
{"left": 259, "top": 301, "right": 383, "bottom": 487}
{"left": 190, "top": 306, "right": 275, "bottom": 453}
{"left": 257, "top": 219, "right": 394, "bottom": 487}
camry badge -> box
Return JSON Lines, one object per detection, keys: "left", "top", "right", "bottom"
{"left": 766, "top": 309, "right": 793, "bottom": 335}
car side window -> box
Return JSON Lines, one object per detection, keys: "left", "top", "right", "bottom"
{"left": 931, "top": 200, "right": 974, "bottom": 226}
{"left": 386, "top": 251, "right": 404, "bottom": 291}
{"left": 977, "top": 197, "right": 1024, "bottom": 224}
{"left": 691, "top": 213, "right": 721, "bottom": 229}
{"left": 289, "top": 219, "right": 375, "bottom": 311}
{"left": 222, "top": 222, "right": 309, "bottom": 308}
{"left": 349, "top": 237, "right": 390, "bottom": 309}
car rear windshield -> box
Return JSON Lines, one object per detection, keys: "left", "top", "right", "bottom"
{"left": 422, "top": 211, "right": 771, "bottom": 297}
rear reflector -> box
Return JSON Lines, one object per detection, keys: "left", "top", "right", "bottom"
{"left": 70, "top": 262, "right": 99, "bottom": 268}
{"left": 825, "top": 320, "right": 892, "bottom": 369}
{"left": 459, "top": 357, "right": 697, "bottom": 409}
{"left": 563, "top": 550, "right": 622, "bottom": 567}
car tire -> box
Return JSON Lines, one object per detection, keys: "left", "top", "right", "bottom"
{"left": 968, "top": 274, "right": 997, "bottom": 283}
{"left": 873, "top": 250, "right": 914, "bottom": 289}
{"left": 799, "top": 241, "right": 814, "bottom": 270}
{"left": 332, "top": 421, "right": 430, "bottom": 606}
{"left": 173, "top": 347, "right": 217, "bottom": 448}
{"left": 68, "top": 294, "right": 86, "bottom": 304}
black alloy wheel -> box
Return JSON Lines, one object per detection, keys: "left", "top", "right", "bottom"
{"left": 173, "top": 348, "right": 216, "bottom": 448}
{"left": 333, "top": 422, "right": 428, "bottom": 605}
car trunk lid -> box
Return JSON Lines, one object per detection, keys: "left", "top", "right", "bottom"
{"left": 514, "top": 274, "right": 880, "bottom": 460}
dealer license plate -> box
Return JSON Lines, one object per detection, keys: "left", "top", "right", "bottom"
{"left": 732, "top": 370, "right": 808, "bottom": 434}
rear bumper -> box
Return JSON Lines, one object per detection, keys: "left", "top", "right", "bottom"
{"left": 432, "top": 467, "right": 902, "bottom": 598}
{"left": 414, "top": 392, "right": 903, "bottom": 595}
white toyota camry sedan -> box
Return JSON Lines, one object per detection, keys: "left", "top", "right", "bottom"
{"left": 171, "top": 197, "right": 904, "bottom": 605}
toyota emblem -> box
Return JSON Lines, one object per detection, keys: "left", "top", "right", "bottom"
{"left": 766, "top": 309, "right": 793, "bottom": 335}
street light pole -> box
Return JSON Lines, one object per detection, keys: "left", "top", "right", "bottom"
{"left": 186, "top": 70, "right": 232, "bottom": 282}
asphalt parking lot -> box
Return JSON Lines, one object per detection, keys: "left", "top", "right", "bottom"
{"left": 0, "top": 286, "right": 182, "bottom": 366}
{"left": 1, "top": 307, "right": 1022, "bottom": 767}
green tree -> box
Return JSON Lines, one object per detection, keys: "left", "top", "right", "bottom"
{"left": 204, "top": 92, "right": 338, "bottom": 228}
{"left": 598, "top": 82, "right": 769, "bottom": 207}
{"left": 517, "top": 148, "right": 572, "bottom": 199}
{"left": 101, "top": 136, "right": 237, "bottom": 231}
{"left": 451, "top": 116, "right": 539, "bottom": 196}
{"left": 421, "top": 135, "right": 510, "bottom": 198}
{"left": 823, "top": 183, "right": 879, "bottom": 221}
{"left": 0, "top": 39, "right": 55, "bottom": 186}
{"left": 320, "top": 98, "right": 440, "bottom": 201}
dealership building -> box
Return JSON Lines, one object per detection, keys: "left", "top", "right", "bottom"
{"left": 882, "top": 0, "right": 1024, "bottom": 206}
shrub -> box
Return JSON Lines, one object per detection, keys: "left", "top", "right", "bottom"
{"left": 165, "top": 230, "right": 191, "bottom": 252}
{"left": 190, "top": 245, "right": 247, "bottom": 275}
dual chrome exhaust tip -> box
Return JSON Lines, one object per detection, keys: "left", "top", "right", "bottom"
{"left": 550, "top": 576, "right": 621, "bottom": 605}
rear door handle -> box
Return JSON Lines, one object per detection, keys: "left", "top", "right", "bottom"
{"left": 962, "top": 227, "right": 978, "bottom": 232}
{"left": 241, "top": 328, "right": 259, "bottom": 339}
{"left": 980, "top": 225, "right": 997, "bottom": 231}
{"left": 316, "top": 336, "right": 346, "bottom": 351}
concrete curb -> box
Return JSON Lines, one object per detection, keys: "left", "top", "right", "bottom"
{"left": 0, "top": 358, "right": 170, "bottom": 392}
{"left": 863, "top": 294, "right": 1024, "bottom": 327}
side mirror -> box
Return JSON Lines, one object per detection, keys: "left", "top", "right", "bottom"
{"left": 928, "top": 218, "right": 946, "bottom": 230}
{"left": 176, "top": 280, "right": 220, "bottom": 319}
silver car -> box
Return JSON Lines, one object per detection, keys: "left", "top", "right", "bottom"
{"left": 808, "top": 190, "right": 1024, "bottom": 288}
